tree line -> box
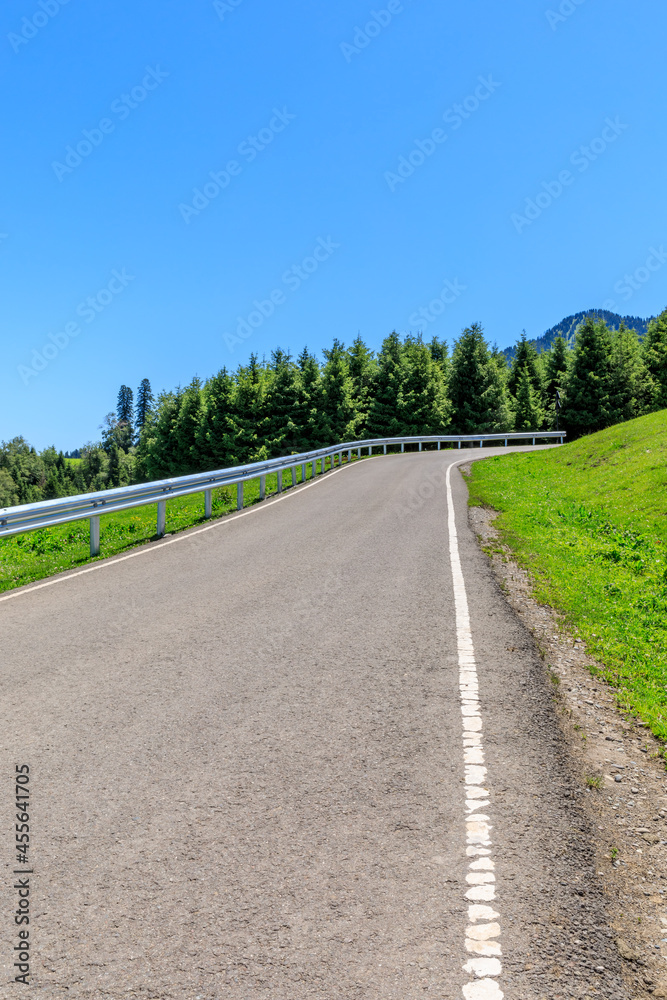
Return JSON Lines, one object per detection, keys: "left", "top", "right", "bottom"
{"left": 1, "top": 311, "right": 666, "bottom": 507}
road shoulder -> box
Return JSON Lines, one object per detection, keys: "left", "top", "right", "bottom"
{"left": 470, "top": 501, "right": 667, "bottom": 999}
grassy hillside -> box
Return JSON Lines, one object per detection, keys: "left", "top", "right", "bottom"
{"left": 468, "top": 410, "right": 667, "bottom": 741}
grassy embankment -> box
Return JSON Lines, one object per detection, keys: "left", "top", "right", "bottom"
{"left": 467, "top": 410, "right": 667, "bottom": 742}
{"left": 0, "top": 457, "right": 342, "bottom": 594}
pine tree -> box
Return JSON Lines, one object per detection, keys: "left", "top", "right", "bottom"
{"left": 264, "top": 350, "right": 304, "bottom": 455}
{"left": 543, "top": 336, "right": 569, "bottom": 417}
{"left": 173, "top": 377, "right": 204, "bottom": 474}
{"left": 195, "top": 368, "right": 238, "bottom": 469}
{"left": 427, "top": 336, "right": 449, "bottom": 373}
{"left": 514, "top": 368, "right": 545, "bottom": 431}
{"left": 561, "top": 317, "right": 612, "bottom": 437}
{"left": 232, "top": 354, "right": 268, "bottom": 462}
{"left": 367, "top": 332, "right": 404, "bottom": 438}
{"left": 398, "top": 336, "right": 451, "bottom": 434}
{"left": 140, "top": 391, "right": 182, "bottom": 479}
{"left": 115, "top": 385, "right": 135, "bottom": 449}
{"left": 449, "top": 324, "right": 514, "bottom": 433}
{"left": 508, "top": 332, "right": 543, "bottom": 400}
{"left": 135, "top": 378, "right": 154, "bottom": 431}
{"left": 643, "top": 308, "right": 667, "bottom": 409}
{"left": 297, "top": 348, "right": 328, "bottom": 448}
{"left": 117, "top": 385, "right": 134, "bottom": 423}
{"left": 346, "top": 336, "right": 377, "bottom": 438}
{"left": 320, "top": 339, "right": 358, "bottom": 444}
{"left": 607, "top": 322, "right": 654, "bottom": 423}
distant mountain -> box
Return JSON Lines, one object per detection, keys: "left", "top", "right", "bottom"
{"left": 503, "top": 309, "right": 654, "bottom": 361}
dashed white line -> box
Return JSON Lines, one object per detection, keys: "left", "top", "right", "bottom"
{"left": 446, "top": 463, "right": 504, "bottom": 1000}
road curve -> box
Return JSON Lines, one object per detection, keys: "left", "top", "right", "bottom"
{"left": 0, "top": 450, "right": 631, "bottom": 999}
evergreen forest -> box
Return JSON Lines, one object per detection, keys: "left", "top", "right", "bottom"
{"left": 2, "top": 310, "right": 667, "bottom": 508}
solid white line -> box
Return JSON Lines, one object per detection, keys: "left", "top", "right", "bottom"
{"left": 446, "top": 463, "right": 504, "bottom": 1000}
{"left": 0, "top": 457, "right": 381, "bottom": 606}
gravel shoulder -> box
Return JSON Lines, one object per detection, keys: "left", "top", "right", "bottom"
{"left": 469, "top": 498, "right": 667, "bottom": 998}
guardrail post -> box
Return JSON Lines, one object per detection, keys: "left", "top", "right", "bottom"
{"left": 532, "top": 436, "right": 536, "bottom": 446}
{"left": 458, "top": 440, "right": 461, "bottom": 449}
{"left": 237, "top": 482, "right": 243, "bottom": 510}
{"left": 357, "top": 447, "right": 361, "bottom": 459}
{"left": 479, "top": 439, "right": 483, "bottom": 448}
{"left": 383, "top": 444, "right": 387, "bottom": 455}
{"left": 504, "top": 438, "right": 507, "bottom": 447}
{"left": 301, "top": 462, "right": 306, "bottom": 483}
{"left": 277, "top": 470, "right": 283, "bottom": 493}
{"left": 437, "top": 441, "right": 441, "bottom": 451}
{"left": 90, "top": 516, "right": 100, "bottom": 557}
{"left": 368, "top": 446, "right": 372, "bottom": 456}
{"left": 157, "top": 501, "right": 166, "bottom": 537}
{"left": 338, "top": 452, "right": 342, "bottom": 466}
{"left": 260, "top": 474, "right": 266, "bottom": 500}
{"left": 347, "top": 449, "right": 351, "bottom": 462}
{"left": 419, "top": 441, "right": 422, "bottom": 452}
{"left": 401, "top": 443, "right": 404, "bottom": 453}
{"left": 205, "top": 489, "right": 212, "bottom": 519}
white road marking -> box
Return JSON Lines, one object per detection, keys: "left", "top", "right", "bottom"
{"left": 446, "top": 463, "right": 504, "bottom": 1000}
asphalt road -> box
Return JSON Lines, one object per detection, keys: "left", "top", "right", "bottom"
{"left": 0, "top": 449, "right": 632, "bottom": 999}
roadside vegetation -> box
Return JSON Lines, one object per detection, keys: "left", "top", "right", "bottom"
{"left": 3, "top": 309, "right": 667, "bottom": 508}
{"left": 467, "top": 409, "right": 667, "bottom": 741}
{"left": 0, "top": 462, "right": 333, "bottom": 594}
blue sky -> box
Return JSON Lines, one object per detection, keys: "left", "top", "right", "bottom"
{"left": 1, "top": 0, "right": 665, "bottom": 450}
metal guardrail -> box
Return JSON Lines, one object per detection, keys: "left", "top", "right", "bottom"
{"left": 0, "top": 432, "right": 565, "bottom": 557}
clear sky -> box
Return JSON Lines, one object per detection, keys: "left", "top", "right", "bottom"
{"left": 1, "top": 0, "right": 665, "bottom": 451}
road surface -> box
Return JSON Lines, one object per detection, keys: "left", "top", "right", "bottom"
{"left": 0, "top": 449, "right": 631, "bottom": 998}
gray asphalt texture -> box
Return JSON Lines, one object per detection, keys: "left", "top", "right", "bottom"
{"left": 0, "top": 450, "right": 632, "bottom": 998}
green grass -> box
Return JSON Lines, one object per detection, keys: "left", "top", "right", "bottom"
{"left": 467, "top": 410, "right": 667, "bottom": 742}
{"left": 0, "top": 459, "right": 338, "bottom": 594}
